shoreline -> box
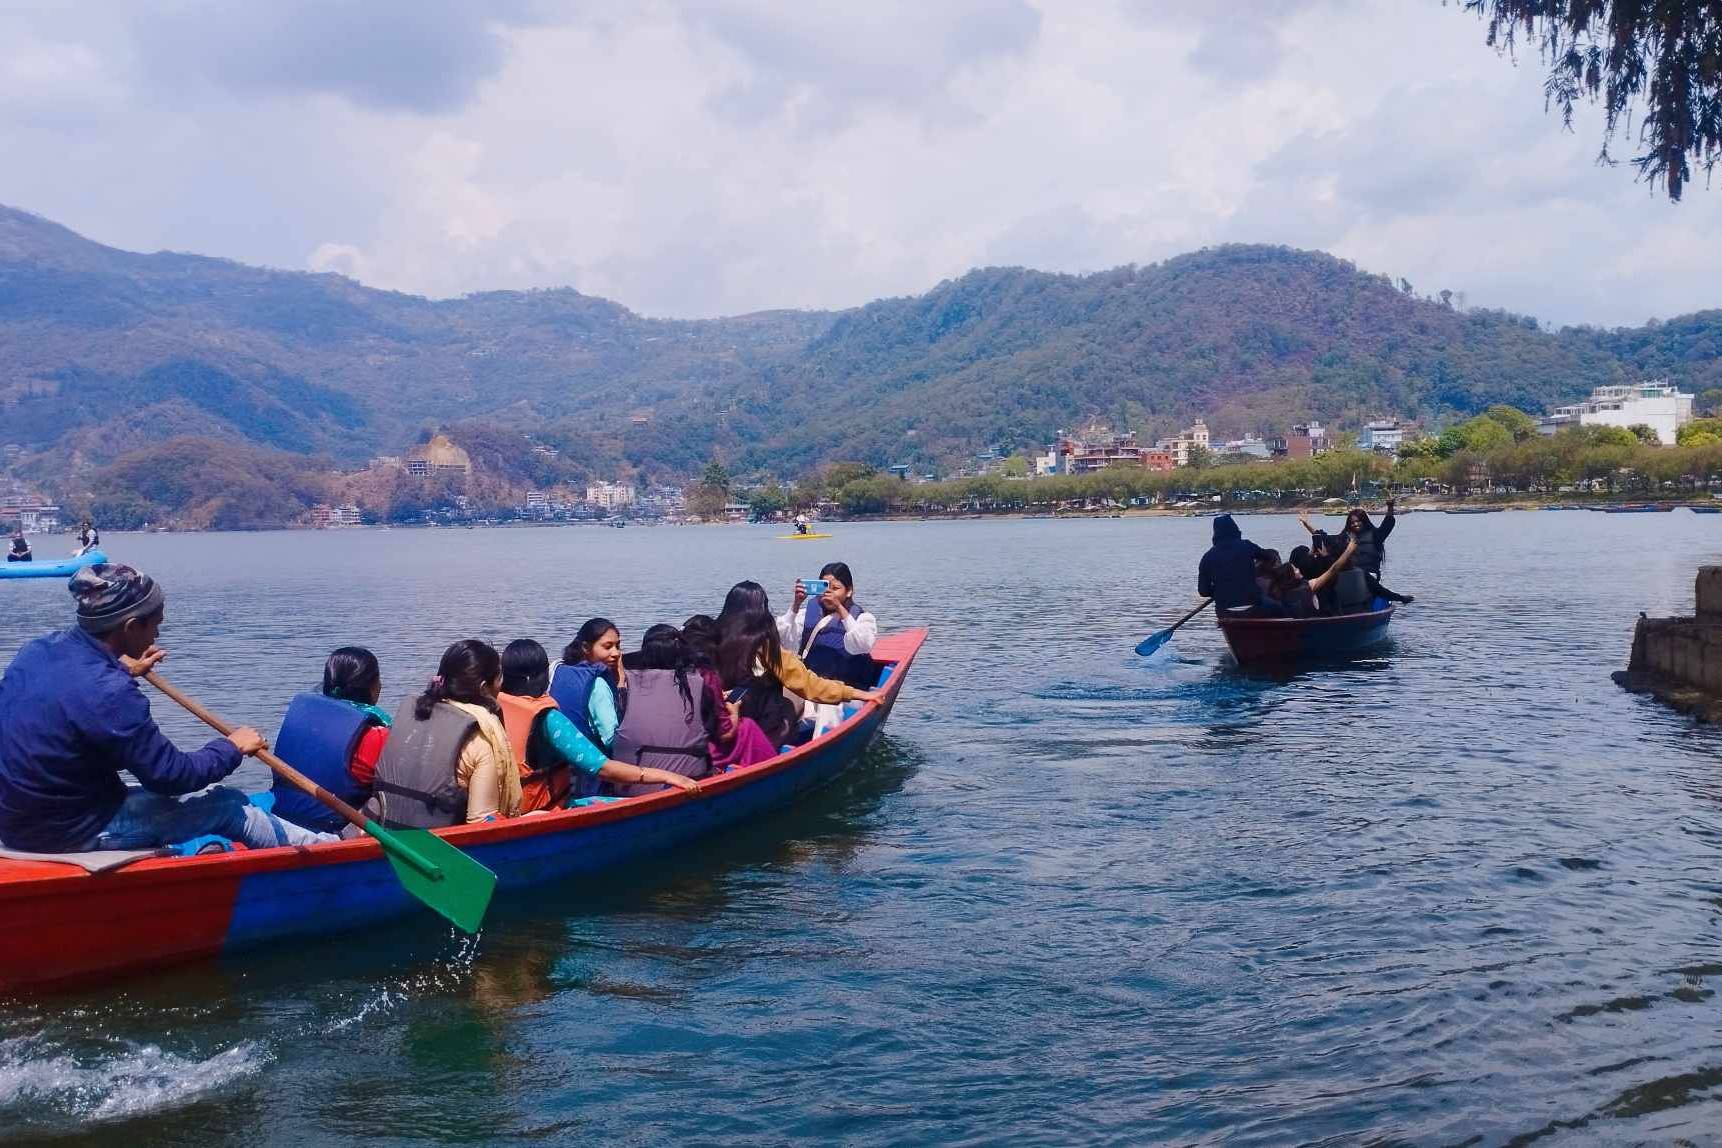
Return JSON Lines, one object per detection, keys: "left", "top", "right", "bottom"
{"left": 17, "top": 496, "right": 1716, "bottom": 536}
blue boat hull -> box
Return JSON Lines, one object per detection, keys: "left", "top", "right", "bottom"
{"left": 0, "top": 549, "right": 106, "bottom": 579}
{"left": 223, "top": 698, "right": 894, "bottom": 949}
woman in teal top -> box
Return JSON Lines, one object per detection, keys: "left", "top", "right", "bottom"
{"left": 500, "top": 639, "right": 695, "bottom": 804}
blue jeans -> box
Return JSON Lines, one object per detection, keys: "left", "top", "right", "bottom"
{"left": 92, "top": 786, "right": 336, "bottom": 851}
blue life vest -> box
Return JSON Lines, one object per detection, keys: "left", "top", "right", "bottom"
{"left": 549, "top": 662, "right": 616, "bottom": 799}
{"left": 270, "top": 692, "right": 379, "bottom": 833}
{"left": 799, "top": 601, "right": 878, "bottom": 689}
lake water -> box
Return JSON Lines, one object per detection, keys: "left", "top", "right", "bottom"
{"left": 4, "top": 513, "right": 1722, "bottom": 1144}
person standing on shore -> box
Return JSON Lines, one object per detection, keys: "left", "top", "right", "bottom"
{"left": 0, "top": 564, "right": 339, "bottom": 853}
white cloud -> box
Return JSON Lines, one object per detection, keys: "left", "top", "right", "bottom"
{"left": 0, "top": 0, "right": 1718, "bottom": 326}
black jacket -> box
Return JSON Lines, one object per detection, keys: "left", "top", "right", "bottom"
{"left": 1197, "top": 515, "right": 1267, "bottom": 611}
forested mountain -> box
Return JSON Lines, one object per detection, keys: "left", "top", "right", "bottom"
{"left": 3, "top": 204, "right": 1719, "bottom": 493}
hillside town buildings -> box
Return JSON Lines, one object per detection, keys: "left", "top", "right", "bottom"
{"left": 1359, "top": 419, "right": 1405, "bottom": 455}
{"left": 308, "top": 504, "right": 363, "bottom": 528}
{"left": 1156, "top": 420, "right": 1210, "bottom": 467}
{"left": 1215, "top": 434, "right": 1271, "bottom": 460}
{"left": 1540, "top": 381, "right": 1694, "bottom": 445}
{"left": 0, "top": 502, "right": 61, "bottom": 532}
{"left": 1035, "top": 424, "right": 1175, "bottom": 475}
{"left": 404, "top": 434, "right": 473, "bottom": 477}
{"left": 586, "top": 480, "right": 637, "bottom": 510}
{"left": 1272, "top": 422, "right": 1328, "bottom": 459}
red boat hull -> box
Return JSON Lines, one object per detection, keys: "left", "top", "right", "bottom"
{"left": 0, "top": 630, "right": 928, "bottom": 994}
{"left": 1217, "top": 606, "right": 1395, "bottom": 666}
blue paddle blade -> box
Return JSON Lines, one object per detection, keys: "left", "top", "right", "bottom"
{"left": 1135, "top": 629, "right": 1173, "bottom": 656}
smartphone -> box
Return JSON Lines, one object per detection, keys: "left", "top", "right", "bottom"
{"left": 800, "top": 578, "right": 829, "bottom": 596}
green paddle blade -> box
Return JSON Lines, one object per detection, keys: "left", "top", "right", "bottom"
{"left": 364, "top": 821, "right": 498, "bottom": 934}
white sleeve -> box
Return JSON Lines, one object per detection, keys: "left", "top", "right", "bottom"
{"left": 840, "top": 610, "right": 878, "bottom": 654}
{"left": 777, "top": 608, "right": 802, "bottom": 647}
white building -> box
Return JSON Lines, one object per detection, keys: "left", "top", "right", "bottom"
{"left": 1359, "top": 420, "right": 1406, "bottom": 455}
{"left": 586, "top": 481, "right": 637, "bottom": 511}
{"left": 1540, "top": 381, "right": 1694, "bottom": 445}
{"left": 1215, "top": 434, "right": 1271, "bottom": 460}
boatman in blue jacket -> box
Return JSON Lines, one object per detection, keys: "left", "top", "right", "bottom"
{"left": 0, "top": 564, "right": 338, "bottom": 854}
{"left": 1197, "top": 514, "right": 1270, "bottom": 616}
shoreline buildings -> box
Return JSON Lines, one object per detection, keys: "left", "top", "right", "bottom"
{"left": 1036, "top": 424, "right": 1176, "bottom": 475}
{"left": 1540, "top": 381, "right": 1694, "bottom": 445}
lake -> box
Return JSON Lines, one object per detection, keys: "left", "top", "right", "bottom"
{"left": 4, "top": 513, "right": 1722, "bottom": 1144}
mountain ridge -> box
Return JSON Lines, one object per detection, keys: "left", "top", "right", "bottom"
{"left": 3, "top": 203, "right": 1720, "bottom": 492}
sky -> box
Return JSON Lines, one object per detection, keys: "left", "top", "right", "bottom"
{"left": 1, "top": 0, "right": 1716, "bottom": 328}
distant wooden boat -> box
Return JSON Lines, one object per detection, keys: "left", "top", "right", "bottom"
{"left": 1443, "top": 507, "right": 1498, "bottom": 515}
{"left": 1217, "top": 604, "right": 1395, "bottom": 667}
{"left": 1595, "top": 504, "right": 1675, "bottom": 513}
{"left": 1691, "top": 506, "right": 1722, "bottom": 514}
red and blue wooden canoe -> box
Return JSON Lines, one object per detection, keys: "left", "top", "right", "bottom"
{"left": 1217, "top": 606, "right": 1395, "bottom": 667}
{"left": 0, "top": 630, "right": 928, "bottom": 994}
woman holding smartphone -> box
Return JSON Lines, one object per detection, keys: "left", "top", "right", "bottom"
{"left": 777, "top": 562, "right": 880, "bottom": 690}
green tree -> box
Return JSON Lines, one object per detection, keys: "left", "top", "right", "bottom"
{"left": 1483, "top": 404, "right": 1539, "bottom": 442}
{"left": 701, "top": 461, "right": 731, "bottom": 492}
{"left": 1466, "top": 1, "right": 1722, "bottom": 199}
{"left": 1679, "top": 419, "right": 1722, "bottom": 446}
{"left": 1001, "top": 454, "right": 1031, "bottom": 478}
{"left": 685, "top": 482, "right": 727, "bottom": 519}
{"left": 1628, "top": 423, "right": 1662, "bottom": 446}
{"left": 1699, "top": 388, "right": 1722, "bottom": 416}
{"left": 748, "top": 481, "right": 788, "bottom": 521}
{"left": 1185, "top": 444, "right": 1213, "bottom": 470}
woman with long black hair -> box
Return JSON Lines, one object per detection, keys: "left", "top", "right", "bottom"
{"left": 359, "top": 639, "right": 522, "bottom": 829}
{"left": 717, "top": 581, "right": 880, "bottom": 746}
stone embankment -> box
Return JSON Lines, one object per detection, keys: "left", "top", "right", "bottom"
{"left": 1615, "top": 567, "right": 1722, "bottom": 721}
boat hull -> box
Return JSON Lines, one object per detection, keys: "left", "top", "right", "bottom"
{"left": 0, "top": 549, "right": 105, "bottom": 580}
{"left": 1217, "top": 605, "right": 1395, "bottom": 667}
{"left": 0, "top": 630, "right": 927, "bottom": 993}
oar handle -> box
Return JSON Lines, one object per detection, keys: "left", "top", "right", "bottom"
{"left": 1169, "top": 598, "right": 1215, "bottom": 630}
{"left": 146, "top": 672, "right": 368, "bottom": 833}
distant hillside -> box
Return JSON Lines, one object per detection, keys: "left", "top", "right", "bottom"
{"left": 2, "top": 204, "right": 1718, "bottom": 490}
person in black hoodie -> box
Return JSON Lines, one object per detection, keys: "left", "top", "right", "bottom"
{"left": 1197, "top": 515, "right": 1272, "bottom": 615}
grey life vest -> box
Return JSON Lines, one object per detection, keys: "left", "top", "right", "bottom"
{"left": 361, "top": 700, "right": 476, "bottom": 829}
{"left": 607, "top": 669, "right": 710, "bottom": 796}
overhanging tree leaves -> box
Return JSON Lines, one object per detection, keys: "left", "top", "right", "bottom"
{"left": 1467, "top": 1, "right": 1722, "bottom": 199}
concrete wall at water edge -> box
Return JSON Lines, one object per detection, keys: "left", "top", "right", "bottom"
{"left": 1614, "top": 566, "right": 1722, "bottom": 720}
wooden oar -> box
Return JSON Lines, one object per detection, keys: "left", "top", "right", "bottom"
{"left": 146, "top": 672, "right": 496, "bottom": 934}
{"left": 1134, "top": 598, "right": 1214, "bottom": 656}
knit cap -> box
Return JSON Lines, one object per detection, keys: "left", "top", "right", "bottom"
{"left": 68, "top": 564, "right": 164, "bottom": 633}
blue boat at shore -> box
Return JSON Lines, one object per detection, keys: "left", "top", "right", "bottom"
{"left": 0, "top": 549, "right": 106, "bottom": 580}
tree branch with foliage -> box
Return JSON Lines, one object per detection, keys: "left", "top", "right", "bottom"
{"left": 1466, "top": 1, "right": 1722, "bottom": 199}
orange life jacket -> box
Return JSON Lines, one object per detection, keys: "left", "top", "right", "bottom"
{"left": 495, "top": 692, "right": 570, "bottom": 812}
